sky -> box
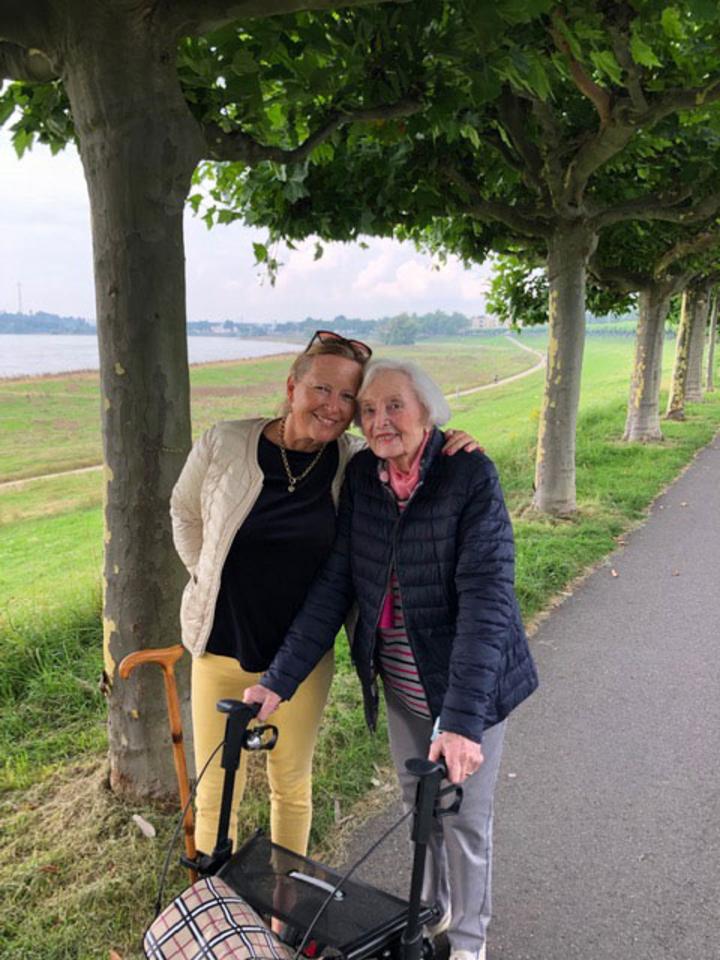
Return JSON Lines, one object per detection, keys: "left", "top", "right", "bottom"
{"left": 0, "top": 127, "right": 492, "bottom": 325}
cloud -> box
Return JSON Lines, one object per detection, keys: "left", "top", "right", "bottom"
{"left": 0, "top": 128, "right": 492, "bottom": 323}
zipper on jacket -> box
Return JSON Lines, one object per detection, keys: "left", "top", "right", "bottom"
{"left": 390, "top": 559, "right": 433, "bottom": 713}
{"left": 370, "top": 480, "right": 432, "bottom": 712}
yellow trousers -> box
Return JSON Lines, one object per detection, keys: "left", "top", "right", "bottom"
{"left": 191, "top": 650, "right": 334, "bottom": 856}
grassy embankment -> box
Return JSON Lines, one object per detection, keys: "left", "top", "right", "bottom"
{"left": 0, "top": 337, "right": 535, "bottom": 792}
{"left": 1, "top": 334, "right": 719, "bottom": 958}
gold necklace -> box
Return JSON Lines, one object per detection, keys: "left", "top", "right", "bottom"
{"left": 278, "top": 417, "right": 326, "bottom": 494}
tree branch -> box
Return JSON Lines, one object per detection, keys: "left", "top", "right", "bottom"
{"left": 479, "top": 126, "right": 527, "bottom": 176}
{"left": 593, "top": 190, "right": 720, "bottom": 230}
{"left": 592, "top": 185, "right": 693, "bottom": 228}
{"left": 530, "top": 97, "right": 568, "bottom": 209}
{"left": 550, "top": 12, "right": 611, "bottom": 126}
{"left": 444, "top": 167, "right": 551, "bottom": 238}
{"left": 587, "top": 258, "right": 645, "bottom": 295}
{"left": 495, "top": 87, "right": 544, "bottom": 191}
{"left": 642, "top": 76, "right": 720, "bottom": 125}
{"left": 203, "top": 96, "right": 422, "bottom": 164}
{"left": 0, "top": 40, "right": 56, "bottom": 82}
{"left": 0, "top": 2, "right": 53, "bottom": 48}
{"left": 564, "top": 69, "right": 720, "bottom": 206}
{"left": 171, "top": 0, "right": 410, "bottom": 37}
{"left": 563, "top": 116, "right": 637, "bottom": 209}
{"left": 607, "top": 23, "right": 647, "bottom": 112}
{"left": 653, "top": 229, "right": 720, "bottom": 279}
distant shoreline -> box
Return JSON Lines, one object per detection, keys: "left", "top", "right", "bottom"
{"left": 0, "top": 346, "right": 302, "bottom": 385}
{"left": 0, "top": 333, "right": 304, "bottom": 381}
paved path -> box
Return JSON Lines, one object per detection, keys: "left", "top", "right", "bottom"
{"left": 341, "top": 432, "right": 720, "bottom": 960}
{"left": 452, "top": 337, "right": 545, "bottom": 398}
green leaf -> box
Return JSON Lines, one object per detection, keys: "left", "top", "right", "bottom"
{"left": 660, "top": 7, "right": 685, "bottom": 40}
{"left": 460, "top": 123, "right": 481, "bottom": 149}
{"left": 310, "top": 141, "right": 335, "bottom": 164}
{"left": 629, "top": 35, "right": 662, "bottom": 69}
{"left": 283, "top": 179, "right": 309, "bottom": 202}
{"left": 313, "top": 242, "right": 324, "bottom": 261}
{"left": 12, "top": 126, "right": 33, "bottom": 157}
{"left": 470, "top": 65, "right": 502, "bottom": 105}
{"left": 688, "top": 0, "right": 718, "bottom": 20}
{"left": 231, "top": 50, "right": 258, "bottom": 76}
{"left": 498, "top": 0, "right": 553, "bottom": 24}
{"left": 0, "top": 95, "right": 16, "bottom": 127}
{"left": 590, "top": 50, "right": 623, "bottom": 86}
{"left": 265, "top": 101, "right": 286, "bottom": 131}
{"left": 553, "top": 18, "right": 583, "bottom": 61}
{"left": 253, "top": 242, "right": 268, "bottom": 263}
{"left": 526, "top": 55, "right": 552, "bottom": 100}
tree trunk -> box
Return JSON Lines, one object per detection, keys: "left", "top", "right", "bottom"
{"left": 665, "top": 289, "right": 694, "bottom": 421}
{"left": 706, "top": 291, "right": 718, "bottom": 392}
{"left": 533, "top": 223, "right": 596, "bottom": 515}
{"left": 623, "top": 285, "right": 671, "bottom": 442}
{"left": 63, "top": 8, "right": 204, "bottom": 799}
{"left": 685, "top": 285, "right": 708, "bottom": 403}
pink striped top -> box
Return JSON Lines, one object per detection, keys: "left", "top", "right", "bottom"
{"left": 377, "top": 499, "right": 430, "bottom": 719}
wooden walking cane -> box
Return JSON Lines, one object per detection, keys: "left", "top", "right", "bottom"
{"left": 118, "top": 644, "right": 197, "bottom": 883}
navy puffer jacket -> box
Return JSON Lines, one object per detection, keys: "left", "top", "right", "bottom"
{"left": 262, "top": 428, "right": 538, "bottom": 742}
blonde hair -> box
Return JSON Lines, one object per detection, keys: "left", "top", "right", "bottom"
{"left": 280, "top": 340, "right": 368, "bottom": 415}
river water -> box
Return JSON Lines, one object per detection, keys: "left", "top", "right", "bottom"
{"left": 0, "top": 334, "right": 300, "bottom": 379}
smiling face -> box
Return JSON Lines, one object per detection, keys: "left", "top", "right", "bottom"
{"left": 358, "top": 370, "right": 430, "bottom": 470}
{"left": 285, "top": 353, "right": 364, "bottom": 449}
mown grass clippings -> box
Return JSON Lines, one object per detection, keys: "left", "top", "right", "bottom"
{"left": 0, "top": 758, "right": 180, "bottom": 960}
{"left": 0, "top": 647, "right": 385, "bottom": 960}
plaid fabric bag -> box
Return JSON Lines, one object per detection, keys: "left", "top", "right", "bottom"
{"left": 144, "top": 876, "right": 294, "bottom": 960}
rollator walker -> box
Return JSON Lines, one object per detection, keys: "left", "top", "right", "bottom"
{"left": 157, "top": 697, "right": 461, "bottom": 960}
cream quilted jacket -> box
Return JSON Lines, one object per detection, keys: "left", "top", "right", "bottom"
{"left": 170, "top": 418, "right": 362, "bottom": 657}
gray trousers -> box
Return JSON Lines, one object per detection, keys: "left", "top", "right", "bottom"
{"left": 384, "top": 687, "right": 507, "bottom": 952}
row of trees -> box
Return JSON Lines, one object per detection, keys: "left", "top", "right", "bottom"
{"left": 0, "top": 310, "right": 95, "bottom": 333}
{"left": 199, "top": 1, "right": 720, "bottom": 512}
{"left": 2, "top": 0, "right": 720, "bottom": 798}
{"left": 186, "top": 308, "right": 473, "bottom": 339}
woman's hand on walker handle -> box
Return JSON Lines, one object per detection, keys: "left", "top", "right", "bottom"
{"left": 243, "top": 684, "right": 282, "bottom": 721}
{"left": 428, "top": 731, "right": 484, "bottom": 784}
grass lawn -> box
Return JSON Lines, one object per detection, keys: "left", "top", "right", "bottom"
{"left": 0, "top": 335, "right": 533, "bottom": 483}
{"left": 1, "top": 334, "right": 719, "bottom": 958}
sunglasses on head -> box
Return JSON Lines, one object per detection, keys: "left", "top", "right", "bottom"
{"left": 305, "top": 329, "right": 373, "bottom": 361}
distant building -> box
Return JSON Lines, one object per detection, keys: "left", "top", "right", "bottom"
{"left": 469, "top": 313, "right": 506, "bottom": 330}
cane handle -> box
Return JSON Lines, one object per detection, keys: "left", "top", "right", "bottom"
{"left": 118, "top": 644, "right": 185, "bottom": 679}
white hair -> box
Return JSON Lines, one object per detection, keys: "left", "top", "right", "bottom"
{"left": 356, "top": 358, "right": 451, "bottom": 426}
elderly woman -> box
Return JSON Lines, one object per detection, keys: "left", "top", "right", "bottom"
{"left": 245, "top": 358, "right": 538, "bottom": 960}
{"left": 170, "top": 336, "right": 476, "bottom": 860}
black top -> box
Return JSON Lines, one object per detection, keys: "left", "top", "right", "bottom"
{"left": 206, "top": 433, "right": 339, "bottom": 672}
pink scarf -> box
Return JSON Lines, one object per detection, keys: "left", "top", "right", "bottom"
{"left": 379, "top": 431, "right": 430, "bottom": 628}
